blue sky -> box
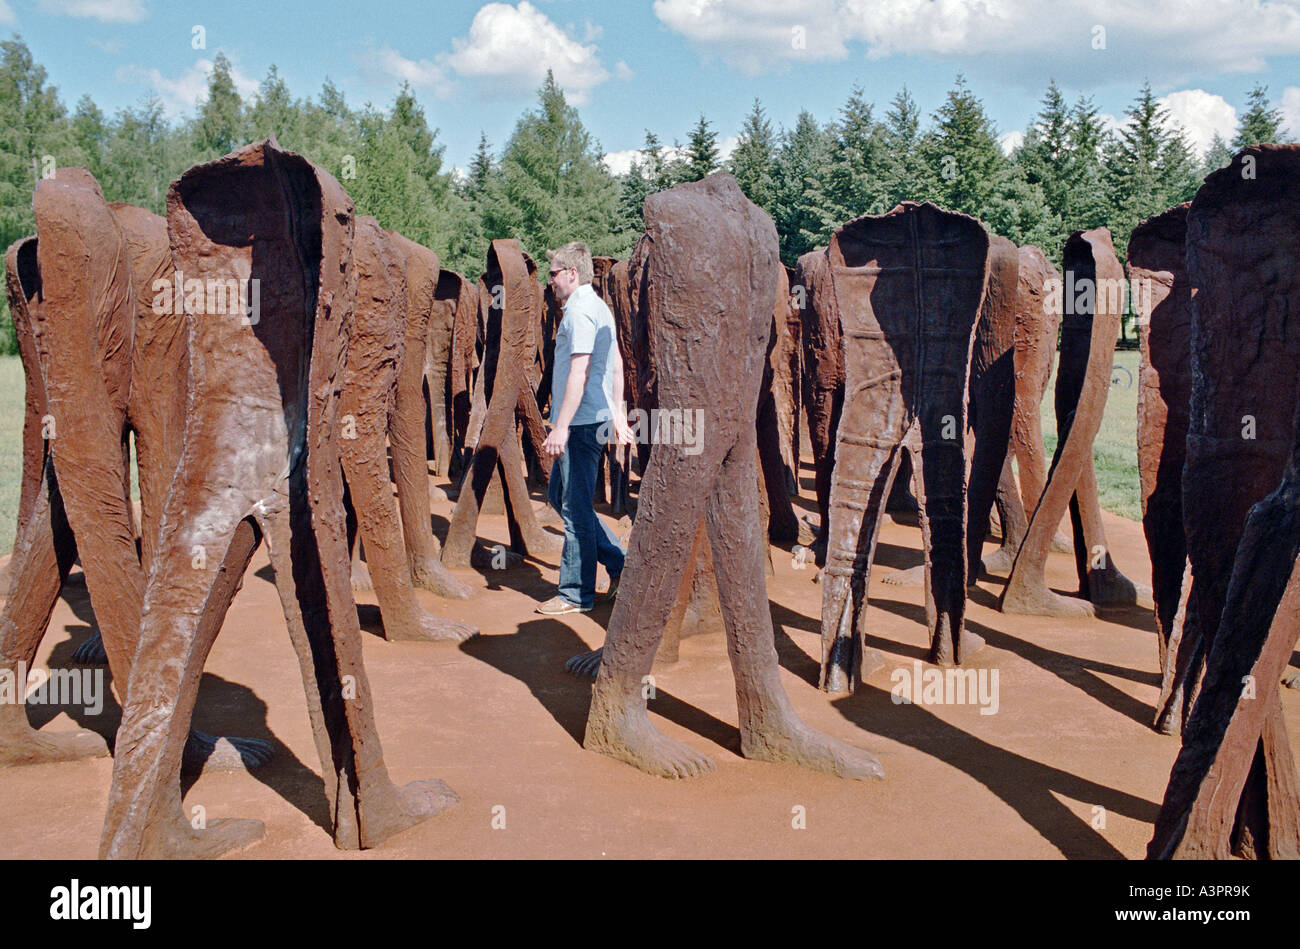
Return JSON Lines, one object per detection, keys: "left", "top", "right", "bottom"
{"left": 6, "top": 0, "right": 1300, "bottom": 173}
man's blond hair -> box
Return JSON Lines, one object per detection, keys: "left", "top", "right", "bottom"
{"left": 546, "top": 241, "right": 593, "bottom": 285}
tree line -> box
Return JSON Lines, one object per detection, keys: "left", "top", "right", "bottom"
{"left": 0, "top": 33, "right": 1291, "bottom": 353}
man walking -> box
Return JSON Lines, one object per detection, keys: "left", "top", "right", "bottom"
{"left": 537, "top": 241, "right": 632, "bottom": 615}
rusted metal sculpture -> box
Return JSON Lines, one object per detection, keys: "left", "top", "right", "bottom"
{"left": 1001, "top": 228, "right": 1137, "bottom": 616}
{"left": 758, "top": 265, "right": 803, "bottom": 543}
{"left": 819, "top": 202, "right": 987, "bottom": 689}
{"left": 883, "top": 232, "right": 1017, "bottom": 587}
{"left": 584, "top": 173, "right": 882, "bottom": 780}
{"left": 1129, "top": 203, "right": 1193, "bottom": 734}
{"left": 795, "top": 247, "right": 842, "bottom": 554}
{"left": 774, "top": 265, "right": 802, "bottom": 496}
{"left": 439, "top": 269, "right": 479, "bottom": 478}
{"left": 339, "top": 219, "right": 475, "bottom": 643}
{"left": 982, "top": 245, "right": 1064, "bottom": 574}
{"left": 384, "top": 231, "right": 472, "bottom": 602}
{"left": 442, "top": 239, "right": 560, "bottom": 567}
{"left": 0, "top": 175, "right": 269, "bottom": 773}
{"left": 1148, "top": 145, "right": 1300, "bottom": 859}
{"left": 100, "top": 139, "right": 457, "bottom": 858}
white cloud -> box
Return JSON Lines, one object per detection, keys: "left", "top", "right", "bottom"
{"left": 998, "top": 130, "right": 1024, "bottom": 155}
{"left": 89, "top": 37, "right": 123, "bottom": 53}
{"left": 0, "top": 2, "right": 15, "bottom": 25}
{"left": 1158, "top": 89, "right": 1236, "bottom": 156}
{"left": 359, "top": 45, "right": 454, "bottom": 97}
{"left": 1282, "top": 86, "right": 1300, "bottom": 138}
{"left": 446, "top": 1, "right": 610, "bottom": 104}
{"left": 116, "top": 57, "right": 258, "bottom": 119}
{"left": 653, "top": 0, "right": 1300, "bottom": 83}
{"left": 37, "top": 0, "right": 145, "bottom": 23}
{"left": 614, "top": 60, "right": 634, "bottom": 80}
{"left": 603, "top": 135, "right": 739, "bottom": 175}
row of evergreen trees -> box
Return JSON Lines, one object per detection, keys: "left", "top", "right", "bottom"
{"left": 0, "top": 34, "right": 1291, "bottom": 353}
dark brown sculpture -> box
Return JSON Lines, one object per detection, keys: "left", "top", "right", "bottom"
{"left": 1001, "top": 228, "right": 1137, "bottom": 616}
{"left": 339, "top": 219, "right": 475, "bottom": 643}
{"left": 0, "top": 176, "right": 269, "bottom": 772}
{"left": 1151, "top": 145, "right": 1300, "bottom": 857}
{"left": 440, "top": 269, "right": 480, "bottom": 475}
{"left": 385, "top": 231, "right": 472, "bottom": 602}
{"left": 819, "top": 202, "right": 987, "bottom": 688}
{"left": 795, "top": 247, "right": 842, "bottom": 552}
{"left": 1128, "top": 203, "right": 1192, "bottom": 734}
{"left": 100, "top": 139, "right": 456, "bottom": 858}
{"left": 583, "top": 173, "right": 882, "bottom": 780}
{"left": 758, "top": 265, "right": 803, "bottom": 543}
{"left": 773, "top": 265, "right": 802, "bottom": 496}
{"left": 982, "top": 245, "right": 1065, "bottom": 574}
{"left": 883, "top": 233, "right": 1018, "bottom": 587}
{"left": 442, "top": 239, "right": 560, "bottom": 567}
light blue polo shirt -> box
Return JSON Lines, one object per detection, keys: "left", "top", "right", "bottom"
{"left": 551, "top": 282, "right": 618, "bottom": 426}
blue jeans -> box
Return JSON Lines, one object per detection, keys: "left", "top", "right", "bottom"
{"left": 548, "top": 422, "right": 626, "bottom": 609}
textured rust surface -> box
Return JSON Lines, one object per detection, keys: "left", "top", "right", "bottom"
{"left": 100, "top": 139, "right": 456, "bottom": 858}
{"left": 443, "top": 239, "right": 560, "bottom": 567}
{"left": 819, "top": 202, "right": 987, "bottom": 686}
{"left": 583, "top": 173, "right": 882, "bottom": 781}
{"left": 441, "top": 269, "right": 479, "bottom": 475}
{"left": 1008, "top": 245, "right": 1061, "bottom": 521}
{"left": 795, "top": 248, "right": 842, "bottom": 548}
{"left": 340, "top": 220, "right": 474, "bottom": 641}
{"left": 1129, "top": 203, "right": 1192, "bottom": 733}
{"left": 1152, "top": 145, "right": 1300, "bottom": 853}
{"left": 965, "top": 234, "right": 1018, "bottom": 582}
{"left": 386, "top": 231, "right": 471, "bottom": 602}
{"left": 1001, "top": 228, "right": 1128, "bottom": 617}
{"left": 758, "top": 265, "right": 802, "bottom": 542}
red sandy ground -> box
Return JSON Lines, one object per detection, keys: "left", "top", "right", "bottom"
{"left": 0, "top": 458, "right": 1295, "bottom": 860}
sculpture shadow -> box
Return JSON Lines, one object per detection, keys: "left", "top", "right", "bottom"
{"left": 461, "top": 618, "right": 738, "bottom": 752}
{"left": 872, "top": 596, "right": 1161, "bottom": 728}
{"left": 830, "top": 683, "right": 1159, "bottom": 858}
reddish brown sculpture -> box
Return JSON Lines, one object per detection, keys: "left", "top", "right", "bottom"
{"left": 773, "top": 265, "right": 802, "bottom": 496}
{"left": 339, "top": 219, "right": 475, "bottom": 643}
{"left": 1001, "top": 228, "right": 1137, "bottom": 616}
{"left": 982, "top": 245, "right": 1064, "bottom": 574}
{"left": 1128, "top": 203, "right": 1192, "bottom": 734}
{"left": 443, "top": 239, "right": 560, "bottom": 567}
{"left": 0, "top": 175, "right": 270, "bottom": 772}
{"left": 1152, "top": 145, "right": 1300, "bottom": 856}
{"left": 583, "top": 173, "right": 882, "bottom": 780}
{"left": 384, "top": 231, "right": 472, "bottom": 602}
{"left": 795, "top": 247, "right": 843, "bottom": 553}
{"left": 100, "top": 139, "right": 456, "bottom": 859}
{"left": 757, "top": 265, "right": 803, "bottom": 543}
{"left": 883, "top": 233, "right": 1018, "bottom": 587}
{"left": 1149, "top": 385, "right": 1300, "bottom": 857}
{"left": 440, "top": 269, "right": 481, "bottom": 476}
{"left": 819, "top": 202, "right": 987, "bottom": 687}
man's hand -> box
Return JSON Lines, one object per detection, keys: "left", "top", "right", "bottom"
{"left": 611, "top": 413, "right": 636, "bottom": 447}
{"left": 543, "top": 423, "right": 569, "bottom": 458}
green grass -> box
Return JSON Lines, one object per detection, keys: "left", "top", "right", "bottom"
{"left": 0, "top": 355, "right": 26, "bottom": 553}
{"left": 0, "top": 347, "right": 1145, "bottom": 557}
{"left": 1041, "top": 347, "right": 1141, "bottom": 521}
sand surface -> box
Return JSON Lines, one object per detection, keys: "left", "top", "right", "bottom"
{"left": 0, "top": 459, "right": 1295, "bottom": 860}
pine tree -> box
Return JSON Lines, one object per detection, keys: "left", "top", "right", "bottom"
{"left": 1201, "top": 133, "right": 1233, "bottom": 174}
{"left": 922, "top": 75, "right": 1009, "bottom": 218}
{"left": 1232, "top": 84, "right": 1285, "bottom": 148}
{"left": 482, "top": 70, "right": 625, "bottom": 263}
{"left": 248, "top": 65, "right": 296, "bottom": 144}
{"left": 822, "top": 85, "right": 890, "bottom": 228}
{"left": 878, "top": 86, "right": 937, "bottom": 208}
{"left": 72, "top": 94, "right": 107, "bottom": 180}
{"left": 194, "top": 53, "right": 245, "bottom": 157}
{"left": 682, "top": 114, "right": 720, "bottom": 182}
{"left": 771, "top": 110, "right": 833, "bottom": 265}
{"left": 728, "top": 99, "right": 776, "bottom": 213}
{"left": 1017, "top": 80, "right": 1072, "bottom": 217}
